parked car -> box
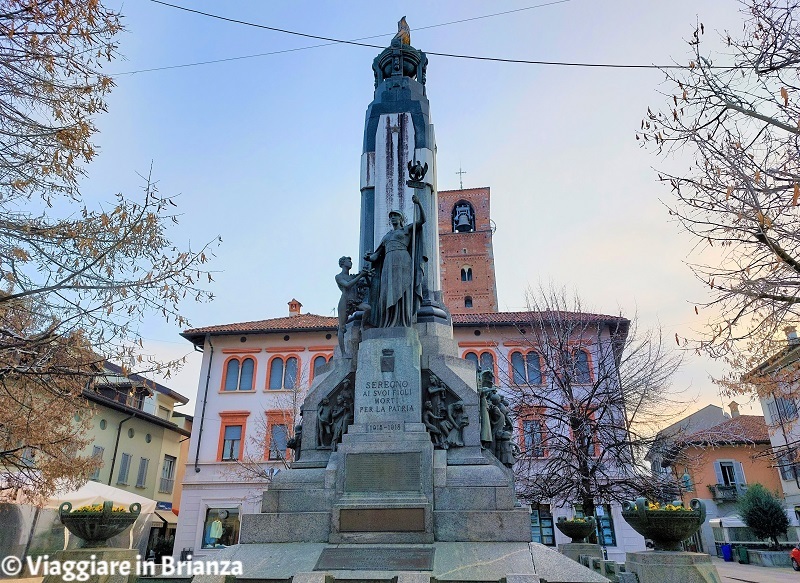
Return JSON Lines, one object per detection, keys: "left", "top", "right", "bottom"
{"left": 790, "top": 545, "right": 800, "bottom": 571}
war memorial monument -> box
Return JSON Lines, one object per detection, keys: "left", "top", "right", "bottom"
{"left": 200, "top": 21, "right": 606, "bottom": 583}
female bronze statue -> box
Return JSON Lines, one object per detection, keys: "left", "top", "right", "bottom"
{"left": 364, "top": 194, "right": 425, "bottom": 328}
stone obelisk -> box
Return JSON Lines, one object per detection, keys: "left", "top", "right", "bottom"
{"left": 229, "top": 21, "right": 576, "bottom": 583}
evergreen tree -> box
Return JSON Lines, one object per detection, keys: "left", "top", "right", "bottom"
{"left": 737, "top": 483, "right": 789, "bottom": 549}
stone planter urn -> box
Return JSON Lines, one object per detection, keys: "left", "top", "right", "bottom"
{"left": 59, "top": 501, "right": 141, "bottom": 548}
{"left": 555, "top": 517, "right": 596, "bottom": 543}
{"left": 621, "top": 498, "right": 705, "bottom": 551}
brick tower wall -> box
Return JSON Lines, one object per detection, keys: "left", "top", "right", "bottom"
{"left": 437, "top": 187, "right": 499, "bottom": 314}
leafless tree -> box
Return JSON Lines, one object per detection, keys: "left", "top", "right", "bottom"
{"left": 640, "top": 0, "right": 800, "bottom": 389}
{"left": 503, "top": 286, "right": 685, "bottom": 516}
{"left": 225, "top": 375, "right": 310, "bottom": 503}
{"left": 0, "top": 1, "right": 218, "bottom": 501}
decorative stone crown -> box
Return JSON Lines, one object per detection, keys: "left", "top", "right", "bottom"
{"left": 372, "top": 42, "right": 427, "bottom": 87}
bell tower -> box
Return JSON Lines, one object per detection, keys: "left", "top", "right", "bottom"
{"left": 438, "top": 186, "right": 499, "bottom": 313}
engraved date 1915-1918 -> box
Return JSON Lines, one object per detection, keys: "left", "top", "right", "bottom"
{"left": 366, "top": 422, "right": 402, "bottom": 432}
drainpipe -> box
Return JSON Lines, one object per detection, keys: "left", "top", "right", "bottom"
{"left": 194, "top": 334, "right": 214, "bottom": 473}
{"left": 107, "top": 414, "right": 135, "bottom": 485}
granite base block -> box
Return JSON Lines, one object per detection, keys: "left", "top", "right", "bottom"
{"left": 434, "top": 486, "right": 500, "bottom": 510}
{"left": 42, "top": 549, "right": 139, "bottom": 583}
{"left": 445, "top": 464, "right": 513, "bottom": 487}
{"left": 292, "top": 573, "right": 327, "bottom": 583}
{"left": 528, "top": 543, "right": 608, "bottom": 583}
{"left": 262, "top": 488, "right": 333, "bottom": 513}
{"left": 625, "top": 551, "right": 722, "bottom": 583}
{"left": 746, "top": 549, "right": 792, "bottom": 567}
{"left": 434, "top": 509, "right": 532, "bottom": 542}
{"left": 174, "top": 542, "right": 617, "bottom": 583}
{"left": 558, "top": 543, "right": 602, "bottom": 564}
{"left": 239, "top": 511, "right": 331, "bottom": 543}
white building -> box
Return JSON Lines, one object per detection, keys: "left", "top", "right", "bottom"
{"left": 172, "top": 188, "right": 648, "bottom": 561}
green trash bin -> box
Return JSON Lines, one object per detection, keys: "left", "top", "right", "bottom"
{"left": 736, "top": 545, "right": 750, "bottom": 564}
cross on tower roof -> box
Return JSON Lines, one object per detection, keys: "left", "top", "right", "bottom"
{"left": 456, "top": 166, "right": 467, "bottom": 190}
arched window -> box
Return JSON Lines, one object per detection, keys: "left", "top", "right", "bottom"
{"left": 461, "top": 267, "right": 473, "bottom": 282}
{"left": 479, "top": 351, "right": 494, "bottom": 373}
{"left": 222, "top": 357, "right": 255, "bottom": 391}
{"left": 268, "top": 356, "right": 299, "bottom": 390}
{"left": 268, "top": 358, "right": 284, "bottom": 390}
{"left": 313, "top": 355, "right": 328, "bottom": 377}
{"left": 224, "top": 359, "right": 239, "bottom": 391}
{"left": 284, "top": 357, "right": 298, "bottom": 389}
{"left": 464, "top": 296, "right": 473, "bottom": 308}
{"left": 511, "top": 352, "right": 542, "bottom": 385}
{"left": 464, "top": 352, "right": 479, "bottom": 370}
{"left": 452, "top": 200, "right": 476, "bottom": 232}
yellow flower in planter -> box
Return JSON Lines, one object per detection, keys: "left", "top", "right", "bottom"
{"left": 72, "top": 503, "right": 130, "bottom": 513}
{"left": 646, "top": 501, "right": 693, "bottom": 511}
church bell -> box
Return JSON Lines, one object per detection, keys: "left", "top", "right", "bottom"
{"left": 454, "top": 210, "right": 472, "bottom": 232}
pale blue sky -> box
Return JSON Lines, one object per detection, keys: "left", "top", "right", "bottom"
{"left": 87, "top": 1, "right": 752, "bottom": 417}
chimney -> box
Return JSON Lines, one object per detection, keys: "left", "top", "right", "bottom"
{"left": 288, "top": 299, "right": 302, "bottom": 316}
{"left": 785, "top": 326, "right": 799, "bottom": 344}
{"left": 729, "top": 401, "right": 740, "bottom": 418}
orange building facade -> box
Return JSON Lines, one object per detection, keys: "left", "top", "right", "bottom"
{"left": 663, "top": 412, "right": 782, "bottom": 553}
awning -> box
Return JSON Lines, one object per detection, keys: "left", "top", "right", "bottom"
{"left": 155, "top": 510, "right": 178, "bottom": 525}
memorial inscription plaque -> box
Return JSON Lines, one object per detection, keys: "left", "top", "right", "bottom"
{"left": 344, "top": 452, "right": 422, "bottom": 492}
{"left": 339, "top": 508, "right": 426, "bottom": 532}
{"left": 314, "top": 547, "right": 435, "bottom": 571}
{"left": 344, "top": 452, "right": 421, "bottom": 492}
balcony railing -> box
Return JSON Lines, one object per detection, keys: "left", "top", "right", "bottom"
{"left": 708, "top": 484, "right": 743, "bottom": 502}
{"left": 159, "top": 477, "right": 174, "bottom": 494}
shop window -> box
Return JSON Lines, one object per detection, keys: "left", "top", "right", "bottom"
{"left": 574, "top": 504, "right": 617, "bottom": 546}
{"left": 530, "top": 504, "right": 555, "bottom": 546}
{"left": 461, "top": 267, "right": 473, "bottom": 281}
{"left": 268, "top": 356, "right": 299, "bottom": 390}
{"left": 511, "top": 351, "right": 542, "bottom": 384}
{"left": 201, "top": 508, "right": 240, "bottom": 549}
{"left": 223, "top": 357, "right": 255, "bottom": 391}
{"left": 464, "top": 352, "right": 479, "bottom": 370}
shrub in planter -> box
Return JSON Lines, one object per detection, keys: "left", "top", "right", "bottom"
{"left": 737, "top": 484, "right": 789, "bottom": 550}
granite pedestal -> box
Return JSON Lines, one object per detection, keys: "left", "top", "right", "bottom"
{"left": 625, "top": 551, "right": 722, "bottom": 583}
{"left": 558, "top": 542, "right": 603, "bottom": 563}
{"left": 41, "top": 549, "right": 139, "bottom": 583}
{"left": 172, "top": 542, "right": 609, "bottom": 583}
